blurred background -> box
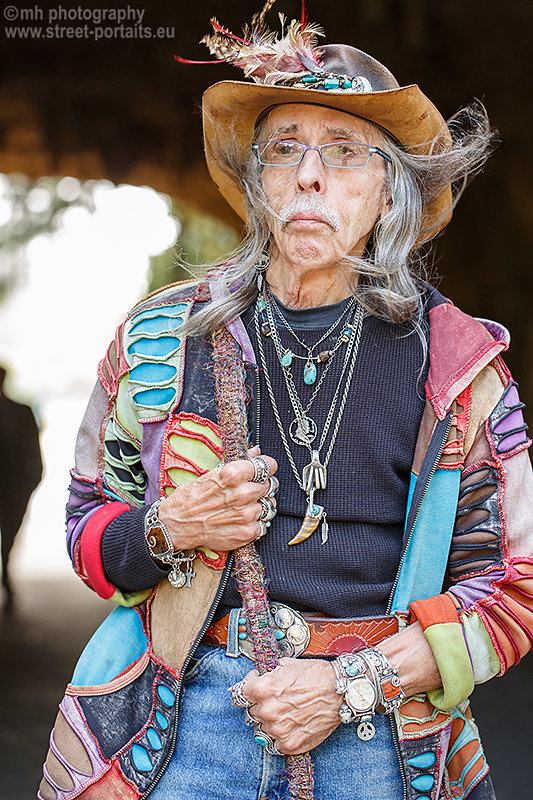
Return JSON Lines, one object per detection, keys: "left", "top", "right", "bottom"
{"left": 0, "top": 1, "right": 531, "bottom": 797}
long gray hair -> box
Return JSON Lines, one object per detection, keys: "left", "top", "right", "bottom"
{"left": 180, "top": 101, "right": 494, "bottom": 340}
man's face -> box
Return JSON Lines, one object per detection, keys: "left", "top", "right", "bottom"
{"left": 260, "top": 104, "right": 389, "bottom": 273}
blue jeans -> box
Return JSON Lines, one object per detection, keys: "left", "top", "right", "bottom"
{"left": 148, "top": 644, "right": 403, "bottom": 800}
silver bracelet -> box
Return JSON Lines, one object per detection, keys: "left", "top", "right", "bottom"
{"left": 144, "top": 500, "right": 196, "bottom": 589}
{"left": 333, "top": 648, "right": 404, "bottom": 740}
{"left": 362, "top": 647, "right": 404, "bottom": 715}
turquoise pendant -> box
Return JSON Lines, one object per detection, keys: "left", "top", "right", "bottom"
{"left": 257, "top": 297, "right": 267, "bottom": 312}
{"left": 303, "top": 360, "right": 317, "bottom": 385}
{"left": 281, "top": 349, "right": 294, "bottom": 367}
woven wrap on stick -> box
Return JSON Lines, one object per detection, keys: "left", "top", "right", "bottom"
{"left": 212, "top": 327, "right": 314, "bottom": 799}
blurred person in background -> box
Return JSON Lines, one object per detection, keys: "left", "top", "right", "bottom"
{"left": 0, "top": 365, "right": 42, "bottom": 609}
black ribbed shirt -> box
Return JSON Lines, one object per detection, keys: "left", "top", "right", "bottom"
{"left": 219, "top": 297, "right": 429, "bottom": 618}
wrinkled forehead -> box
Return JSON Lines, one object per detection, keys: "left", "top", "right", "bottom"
{"left": 258, "top": 103, "right": 386, "bottom": 144}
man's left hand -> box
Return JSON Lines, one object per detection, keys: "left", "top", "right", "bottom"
{"left": 241, "top": 658, "right": 342, "bottom": 755}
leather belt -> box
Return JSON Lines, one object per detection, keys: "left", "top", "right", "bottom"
{"left": 204, "top": 602, "right": 398, "bottom": 659}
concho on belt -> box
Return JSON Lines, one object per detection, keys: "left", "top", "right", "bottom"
{"left": 231, "top": 602, "right": 311, "bottom": 659}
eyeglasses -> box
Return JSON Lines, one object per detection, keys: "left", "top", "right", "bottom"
{"left": 252, "top": 140, "right": 392, "bottom": 168}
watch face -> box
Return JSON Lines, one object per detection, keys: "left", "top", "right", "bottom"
{"left": 345, "top": 678, "right": 377, "bottom": 713}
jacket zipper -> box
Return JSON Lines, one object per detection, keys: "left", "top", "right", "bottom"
{"left": 141, "top": 552, "right": 235, "bottom": 798}
{"left": 389, "top": 713, "right": 408, "bottom": 800}
{"left": 386, "top": 408, "right": 453, "bottom": 800}
{"left": 386, "top": 409, "right": 454, "bottom": 616}
{"left": 254, "top": 365, "right": 261, "bottom": 447}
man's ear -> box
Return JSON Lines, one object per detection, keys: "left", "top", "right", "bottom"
{"left": 378, "top": 190, "right": 393, "bottom": 220}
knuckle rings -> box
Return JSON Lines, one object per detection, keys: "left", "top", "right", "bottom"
{"left": 230, "top": 679, "right": 251, "bottom": 708}
{"left": 250, "top": 455, "right": 270, "bottom": 483}
{"left": 266, "top": 476, "right": 279, "bottom": 498}
{"left": 256, "top": 521, "right": 268, "bottom": 540}
{"left": 259, "top": 497, "right": 276, "bottom": 522}
{"left": 253, "top": 724, "right": 282, "bottom": 756}
{"left": 244, "top": 707, "right": 257, "bottom": 726}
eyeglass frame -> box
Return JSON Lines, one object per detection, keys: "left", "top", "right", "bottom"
{"left": 252, "top": 140, "right": 392, "bottom": 169}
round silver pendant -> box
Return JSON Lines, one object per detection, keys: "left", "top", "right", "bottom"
{"left": 168, "top": 568, "right": 186, "bottom": 588}
{"left": 356, "top": 720, "right": 376, "bottom": 741}
{"left": 289, "top": 416, "right": 317, "bottom": 446}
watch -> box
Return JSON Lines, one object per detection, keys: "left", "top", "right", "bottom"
{"left": 345, "top": 677, "right": 377, "bottom": 713}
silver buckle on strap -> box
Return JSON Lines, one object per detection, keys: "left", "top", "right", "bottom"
{"left": 228, "top": 602, "right": 311, "bottom": 660}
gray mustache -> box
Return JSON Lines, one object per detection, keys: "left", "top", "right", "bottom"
{"left": 278, "top": 196, "right": 341, "bottom": 232}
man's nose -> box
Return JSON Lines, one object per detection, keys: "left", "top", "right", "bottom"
{"left": 296, "top": 147, "right": 326, "bottom": 193}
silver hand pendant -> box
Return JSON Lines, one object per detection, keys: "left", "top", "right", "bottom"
{"left": 302, "top": 450, "right": 327, "bottom": 493}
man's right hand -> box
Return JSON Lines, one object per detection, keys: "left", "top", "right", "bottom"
{"left": 157, "top": 449, "right": 278, "bottom": 553}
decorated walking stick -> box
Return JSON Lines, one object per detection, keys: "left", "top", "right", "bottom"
{"left": 212, "top": 327, "right": 314, "bottom": 800}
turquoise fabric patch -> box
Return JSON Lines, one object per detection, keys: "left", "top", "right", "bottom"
{"left": 411, "top": 775, "right": 434, "bottom": 792}
{"left": 130, "top": 311, "right": 186, "bottom": 335}
{"left": 408, "top": 752, "right": 436, "bottom": 769}
{"left": 391, "top": 468, "right": 461, "bottom": 611}
{"left": 134, "top": 387, "right": 176, "bottom": 408}
{"left": 71, "top": 606, "right": 148, "bottom": 687}
{"left": 155, "top": 711, "right": 169, "bottom": 730}
{"left": 128, "top": 337, "right": 180, "bottom": 358}
{"left": 131, "top": 743, "right": 153, "bottom": 772}
{"left": 130, "top": 362, "right": 177, "bottom": 384}
{"left": 157, "top": 684, "right": 175, "bottom": 707}
{"left": 147, "top": 728, "right": 163, "bottom": 750}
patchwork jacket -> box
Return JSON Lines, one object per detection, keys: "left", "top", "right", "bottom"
{"left": 39, "top": 279, "right": 533, "bottom": 800}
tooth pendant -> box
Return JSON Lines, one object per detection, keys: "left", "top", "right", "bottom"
{"left": 288, "top": 480, "right": 329, "bottom": 546}
{"left": 288, "top": 501, "right": 324, "bottom": 545}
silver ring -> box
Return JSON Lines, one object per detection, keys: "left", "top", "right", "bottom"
{"left": 230, "top": 679, "right": 251, "bottom": 708}
{"left": 254, "top": 724, "right": 275, "bottom": 748}
{"left": 253, "top": 725, "right": 282, "bottom": 755}
{"left": 255, "top": 520, "right": 268, "bottom": 540}
{"left": 244, "top": 707, "right": 257, "bottom": 726}
{"left": 266, "top": 476, "right": 279, "bottom": 498}
{"left": 259, "top": 497, "right": 276, "bottom": 522}
{"left": 250, "top": 456, "right": 270, "bottom": 483}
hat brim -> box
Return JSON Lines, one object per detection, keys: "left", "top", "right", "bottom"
{"left": 202, "top": 80, "right": 453, "bottom": 245}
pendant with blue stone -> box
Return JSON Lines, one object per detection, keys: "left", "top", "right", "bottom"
{"left": 303, "top": 359, "right": 317, "bottom": 385}
{"left": 281, "top": 349, "right": 294, "bottom": 367}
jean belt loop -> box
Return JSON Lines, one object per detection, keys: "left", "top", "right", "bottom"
{"left": 226, "top": 607, "right": 242, "bottom": 657}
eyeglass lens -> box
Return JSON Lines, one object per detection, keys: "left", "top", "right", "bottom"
{"left": 254, "top": 141, "right": 375, "bottom": 167}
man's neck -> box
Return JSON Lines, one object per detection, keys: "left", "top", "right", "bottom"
{"left": 265, "top": 259, "right": 353, "bottom": 309}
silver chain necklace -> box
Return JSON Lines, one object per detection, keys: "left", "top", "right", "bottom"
{"left": 262, "top": 289, "right": 361, "bottom": 448}
{"left": 267, "top": 290, "right": 356, "bottom": 385}
{"left": 254, "top": 296, "right": 364, "bottom": 545}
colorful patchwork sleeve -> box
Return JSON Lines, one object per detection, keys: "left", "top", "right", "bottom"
{"left": 66, "top": 282, "right": 200, "bottom": 606}
{"left": 66, "top": 327, "right": 153, "bottom": 608}
{"left": 409, "top": 358, "right": 533, "bottom": 710}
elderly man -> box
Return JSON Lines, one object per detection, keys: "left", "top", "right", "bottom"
{"left": 40, "top": 5, "right": 533, "bottom": 800}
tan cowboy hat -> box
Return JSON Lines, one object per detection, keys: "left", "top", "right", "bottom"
{"left": 198, "top": 10, "right": 453, "bottom": 245}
